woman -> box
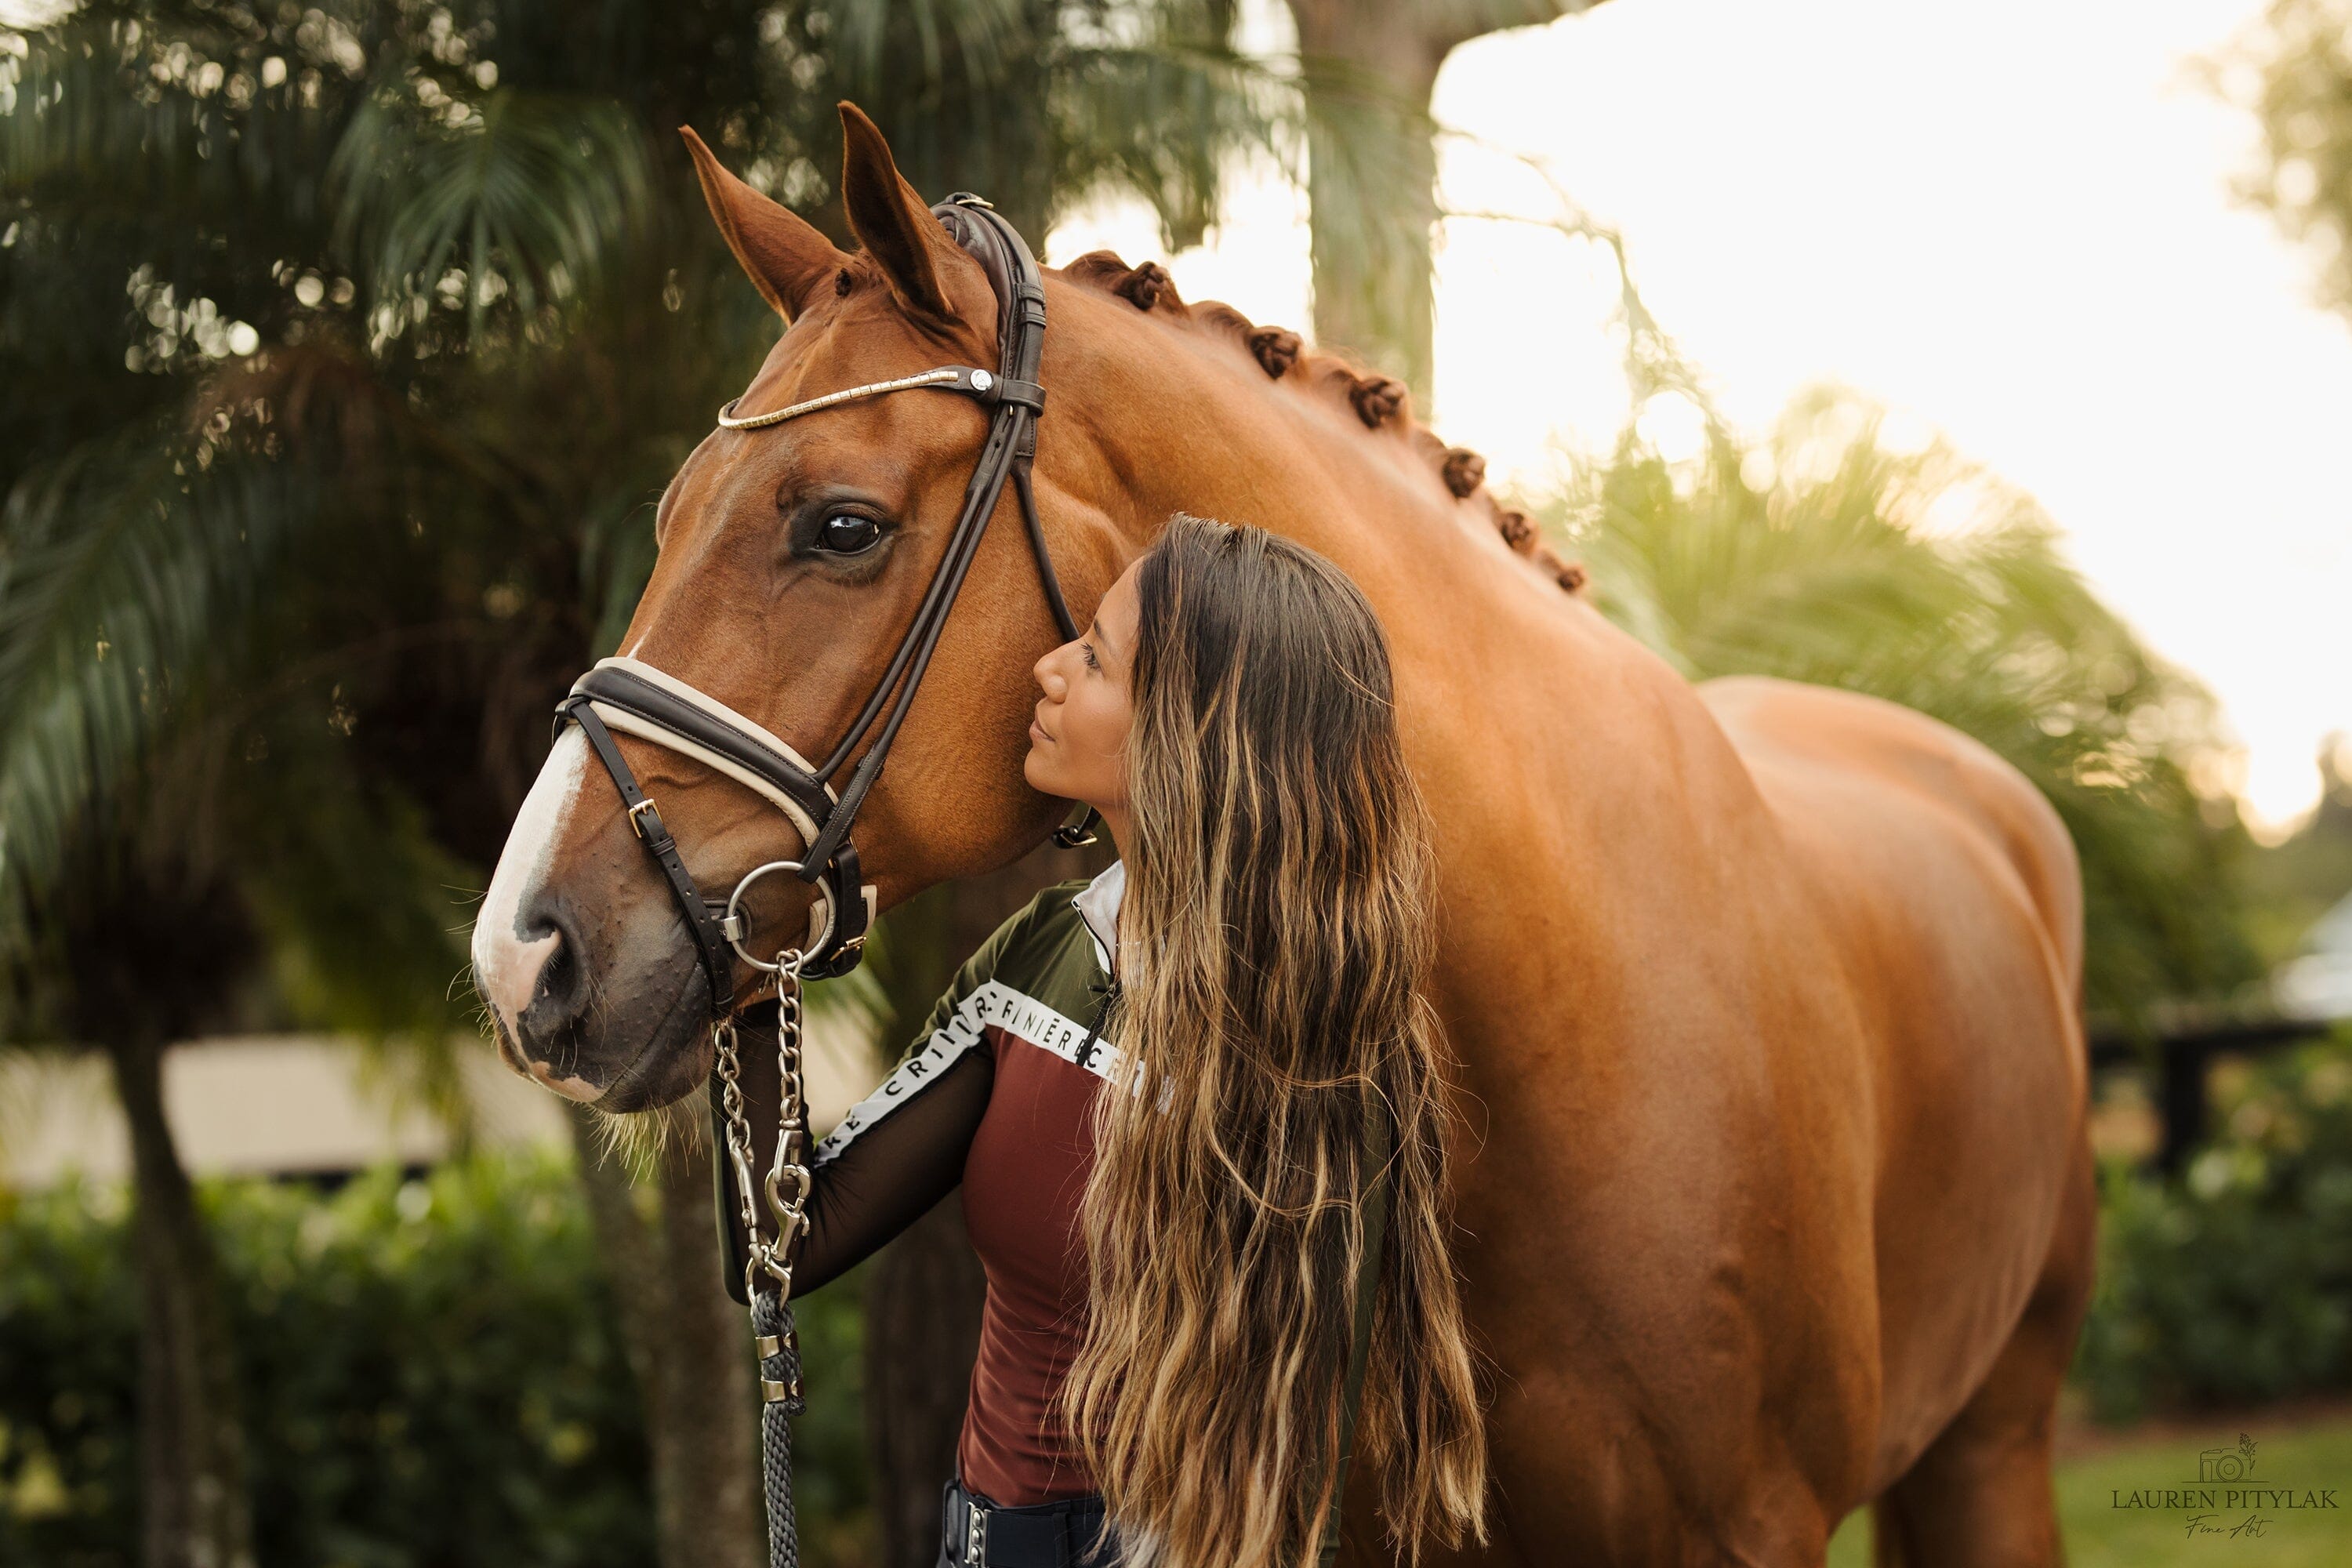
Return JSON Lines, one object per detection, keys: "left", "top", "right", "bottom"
{"left": 783, "top": 514, "right": 1488, "bottom": 1568}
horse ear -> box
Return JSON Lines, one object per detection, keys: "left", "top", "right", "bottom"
{"left": 837, "top": 103, "right": 960, "bottom": 323}
{"left": 680, "top": 125, "right": 844, "bottom": 321}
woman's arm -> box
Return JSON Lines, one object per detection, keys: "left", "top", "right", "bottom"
{"left": 785, "top": 1038, "right": 993, "bottom": 1294}
{"left": 764, "top": 887, "right": 1058, "bottom": 1295}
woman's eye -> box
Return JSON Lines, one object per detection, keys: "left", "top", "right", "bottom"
{"left": 817, "top": 513, "right": 884, "bottom": 554}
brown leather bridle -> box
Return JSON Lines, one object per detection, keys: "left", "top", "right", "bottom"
{"left": 552, "top": 192, "right": 1096, "bottom": 1000}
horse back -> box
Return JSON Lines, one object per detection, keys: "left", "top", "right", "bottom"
{"left": 1699, "top": 673, "right": 2083, "bottom": 1014}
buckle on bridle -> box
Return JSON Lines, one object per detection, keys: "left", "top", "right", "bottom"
{"left": 627, "top": 797, "right": 665, "bottom": 841}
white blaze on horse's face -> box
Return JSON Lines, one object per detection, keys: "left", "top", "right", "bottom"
{"left": 471, "top": 730, "right": 605, "bottom": 1102}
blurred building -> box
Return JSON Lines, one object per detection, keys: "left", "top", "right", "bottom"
{"left": 2278, "top": 891, "right": 2352, "bottom": 1022}
{"left": 0, "top": 1020, "right": 875, "bottom": 1187}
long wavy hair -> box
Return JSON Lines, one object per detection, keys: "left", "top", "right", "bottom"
{"left": 1056, "top": 514, "right": 1490, "bottom": 1568}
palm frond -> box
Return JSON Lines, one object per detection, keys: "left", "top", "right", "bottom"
{"left": 0, "top": 416, "right": 331, "bottom": 935}
{"left": 1531, "top": 390, "right": 2259, "bottom": 1018}
{"left": 826, "top": 0, "right": 1034, "bottom": 86}
{"left": 1050, "top": 35, "right": 1282, "bottom": 249}
{"left": 328, "top": 84, "right": 652, "bottom": 343}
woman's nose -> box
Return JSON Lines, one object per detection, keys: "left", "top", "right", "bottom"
{"left": 1033, "top": 644, "right": 1068, "bottom": 696}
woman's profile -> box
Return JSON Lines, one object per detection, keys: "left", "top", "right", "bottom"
{"left": 783, "top": 513, "right": 1490, "bottom": 1568}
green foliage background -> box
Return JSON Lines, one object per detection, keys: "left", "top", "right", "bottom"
{"left": 9, "top": 1039, "right": 2352, "bottom": 1568}
{"left": 0, "top": 1152, "right": 873, "bottom": 1568}
{"left": 2078, "top": 1033, "right": 2352, "bottom": 1424}
{"left": 1529, "top": 390, "right": 2263, "bottom": 1022}
{"left": 2, "top": 0, "right": 2349, "bottom": 1559}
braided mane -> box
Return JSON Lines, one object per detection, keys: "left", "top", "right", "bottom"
{"left": 1055, "top": 251, "right": 1587, "bottom": 596}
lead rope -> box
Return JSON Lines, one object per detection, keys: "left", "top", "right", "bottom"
{"left": 714, "top": 951, "right": 814, "bottom": 1568}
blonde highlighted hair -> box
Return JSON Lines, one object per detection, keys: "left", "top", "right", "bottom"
{"left": 1057, "top": 514, "right": 1490, "bottom": 1567}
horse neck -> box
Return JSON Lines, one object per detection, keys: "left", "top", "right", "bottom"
{"left": 1051, "top": 301, "right": 1506, "bottom": 622}
{"left": 1045, "top": 292, "right": 1730, "bottom": 887}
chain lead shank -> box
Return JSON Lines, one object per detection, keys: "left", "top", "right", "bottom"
{"left": 717, "top": 954, "right": 815, "bottom": 1568}
{"left": 718, "top": 953, "right": 812, "bottom": 1312}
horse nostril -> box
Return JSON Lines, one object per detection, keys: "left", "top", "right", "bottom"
{"left": 514, "top": 898, "right": 590, "bottom": 1050}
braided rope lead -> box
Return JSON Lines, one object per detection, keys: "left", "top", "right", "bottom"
{"left": 752, "top": 1290, "right": 807, "bottom": 1568}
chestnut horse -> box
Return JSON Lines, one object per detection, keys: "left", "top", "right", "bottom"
{"left": 472, "top": 105, "right": 2092, "bottom": 1566}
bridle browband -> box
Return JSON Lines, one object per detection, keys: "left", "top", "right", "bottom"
{"left": 554, "top": 192, "right": 1096, "bottom": 1000}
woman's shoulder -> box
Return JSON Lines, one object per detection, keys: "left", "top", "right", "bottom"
{"left": 953, "top": 871, "right": 1110, "bottom": 1012}
{"left": 988, "top": 875, "right": 1097, "bottom": 962}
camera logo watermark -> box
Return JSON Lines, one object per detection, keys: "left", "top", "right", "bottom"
{"left": 2110, "top": 1432, "right": 2342, "bottom": 1542}
{"left": 2198, "top": 1434, "right": 2259, "bottom": 1484}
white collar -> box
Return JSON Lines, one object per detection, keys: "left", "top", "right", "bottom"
{"left": 1071, "top": 858, "right": 1127, "bottom": 978}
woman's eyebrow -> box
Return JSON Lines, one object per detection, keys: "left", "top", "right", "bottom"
{"left": 1089, "top": 617, "right": 1119, "bottom": 661}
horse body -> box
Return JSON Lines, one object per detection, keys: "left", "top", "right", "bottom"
{"left": 1040, "top": 276, "right": 2090, "bottom": 1555}
{"left": 472, "top": 107, "right": 2091, "bottom": 1566}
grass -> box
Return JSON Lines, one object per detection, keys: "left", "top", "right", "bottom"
{"left": 1826, "top": 1416, "right": 2352, "bottom": 1566}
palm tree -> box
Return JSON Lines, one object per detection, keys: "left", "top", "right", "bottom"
{"left": 1285, "top": 0, "right": 1611, "bottom": 400}
{"left": 1534, "top": 387, "right": 2260, "bottom": 1021}
{"left": 2, "top": 3, "right": 1269, "bottom": 1564}
{"left": 2213, "top": 2, "right": 2352, "bottom": 964}
{"left": 5, "top": 829, "right": 267, "bottom": 1568}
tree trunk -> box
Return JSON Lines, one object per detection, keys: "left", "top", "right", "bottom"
{"left": 104, "top": 1032, "right": 255, "bottom": 1568}
{"left": 1288, "top": 1, "right": 1602, "bottom": 405}
{"left": 572, "top": 1109, "right": 762, "bottom": 1568}
{"left": 865, "top": 843, "right": 1109, "bottom": 1568}
{"left": 865, "top": 1199, "right": 989, "bottom": 1567}
{"left": 1292, "top": 0, "right": 1447, "bottom": 405}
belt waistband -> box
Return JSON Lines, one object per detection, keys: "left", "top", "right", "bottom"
{"left": 942, "top": 1476, "right": 1116, "bottom": 1568}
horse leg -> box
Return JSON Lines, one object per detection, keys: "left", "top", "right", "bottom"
{"left": 1871, "top": 1136, "right": 2096, "bottom": 1568}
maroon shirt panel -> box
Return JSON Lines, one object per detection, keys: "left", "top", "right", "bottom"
{"left": 955, "top": 1022, "right": 1105, "bottom": 1504}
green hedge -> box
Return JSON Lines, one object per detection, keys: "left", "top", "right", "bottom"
{"left": 2075, "top": 1036, "right": 2352, "bottom": 1421}
{"left": 0, "top": 1152, "right": 869, "bottom": 1568}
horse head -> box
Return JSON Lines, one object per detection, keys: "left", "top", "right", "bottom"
{"left": 470, "top": 106, "right": 1123, "bottom": 1111}
{"left": 470, "top": 96, "right": 1568, "bottom": 1112}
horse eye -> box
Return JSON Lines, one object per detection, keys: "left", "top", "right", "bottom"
{"left": 817, "top": 513, "right": 884, "bottom": 554}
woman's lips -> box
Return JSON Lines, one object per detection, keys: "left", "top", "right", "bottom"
{"left": 1029, "top": 719, "right": 1052, "bottom": 745}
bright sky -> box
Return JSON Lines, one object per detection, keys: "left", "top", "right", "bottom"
{"left": 1047, "top": 0, "right": 2352, "bottom": 836}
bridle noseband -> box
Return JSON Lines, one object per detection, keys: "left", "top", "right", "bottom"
{"left": 554, "top": 193, "right": 1096, "bottom": 1001}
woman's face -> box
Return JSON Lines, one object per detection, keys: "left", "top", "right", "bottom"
{"left": 1025, "top": 557, "right": 1142, "bottom": 831}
